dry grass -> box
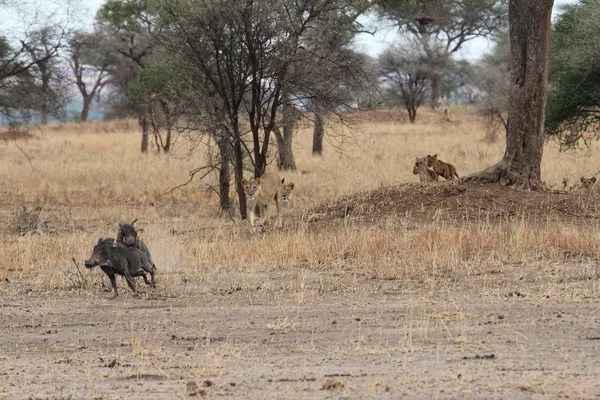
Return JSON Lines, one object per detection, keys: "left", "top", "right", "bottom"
{"left": 1, "top": 106, "right": 600, "bottom": 289}
{"left": 3, "top": 109, "right": 600, "bottom": 398}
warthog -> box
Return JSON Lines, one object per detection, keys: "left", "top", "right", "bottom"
{"left": 85, "top": 238, "right": 156, "bottom": 298}
{"left": 117, "top": 219, "right": 156, "bottom": 270}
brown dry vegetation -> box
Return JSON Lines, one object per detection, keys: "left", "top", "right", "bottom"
{"left": 2, "top": 107, "right": 600, "bottom": 399}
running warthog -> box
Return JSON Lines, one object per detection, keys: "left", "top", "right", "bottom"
{"left": 85, "top": 238, "right": 156, "bottom": 297}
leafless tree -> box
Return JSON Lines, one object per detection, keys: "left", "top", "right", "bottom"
{"left": 67, "top": 29, "right": 116, "bottom": 122}
{"left": 378, "top": 40, "right": 429, "bottom": 123}
{"left": 377, "top": 0, "right": 507, "bottom": 106}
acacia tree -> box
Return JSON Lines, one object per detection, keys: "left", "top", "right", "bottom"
{"left": 153, "top": 0, "right": 373, "bottom": 218}
{"left": 377, "top": 0, "right": 507, "bottom": 106}
{"left": 305, "top": 45, "right": 376, "bottom": 156}
{"left": 96, "top": 0, "right": 155, "bottom": 151}
{"left": 0, "top": 26, "right": 68, "bottom": 122}
{"left": 378, "top": 40, "right": 429, "bottom": 123}
{"left": 24, "top": 26, "right": 71, "bottom": 124}
{"left": 465, "top": 0, "right": 554, "bottom": 189}
{"left": 68, "top": 29, "right": 116, "bottom": 122}
{"left": 545, "top": 0, "right": 600, "bottom": 148}
{"left": 473, "top": 31, "right": 509, "bottom": 142}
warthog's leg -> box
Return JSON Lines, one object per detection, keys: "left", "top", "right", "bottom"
{"left": 139, "top": 254, "right": 156, "bottom": 287}
{"left": 124, "top": 270, "right": 137, "bottom": 294}
{"left": 101, "top": 266, "right": 119, "bottom": 297}
{"left": 108, "top": 273, "right": 119, "bottom": 298}
{"left": 130, "top": 269, "right": 153, "bottom": 287}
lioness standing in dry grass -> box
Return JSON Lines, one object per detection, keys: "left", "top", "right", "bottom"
{"left": 426, "top": 154, "right": 459, "bottom": 180}
{"left": 242, "top": 172, "right": 283, "bottom": 228}
{"left": 281, "top": 179, "right": 295, "bottom": 210}
{"left": 413, "top": 157, "right": 438, "bottom": 182}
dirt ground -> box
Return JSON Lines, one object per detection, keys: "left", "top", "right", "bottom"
{"left": 2, "top": 266, "right": 600, "bottom": 400}
{"left": 3, "top": 183, "right": 600, "bottom": 399}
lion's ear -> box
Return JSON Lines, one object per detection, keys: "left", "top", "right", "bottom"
{"left": 592, "top": 177, "right": 597, "bottom": 183}
{"left": 256, "top": 178, "right": 261, "bottom": 185}
{"left": 242, "top": 178, "right": 248, "bottom": 184}
{"left": 415, "top": 157, "right": 419, "bottom": 161}
{"left": 289, "top": 183, "right": 295, "bottom": 190}
{"left": 281, "top": 178, "right": 285, "bottom": 184}
{"left": 433, "top": 154, "right": 438, "bottom": 159}
{"left": 581, "top": 177, "right": 586, "bottom": 183}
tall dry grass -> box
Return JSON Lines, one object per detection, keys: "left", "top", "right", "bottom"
{"left": 1, "top": 106, "right": 599, "bottom": 292}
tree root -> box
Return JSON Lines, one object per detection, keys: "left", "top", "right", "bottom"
{"left": 462, "top": 163, "right": 547, "bottom": 191}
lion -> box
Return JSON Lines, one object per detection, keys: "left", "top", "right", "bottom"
{"left": 281, "top": 178, "right": 295, "bottom": 210}
{"left": 412, "top": 157, "right": 438, "bottom": 182}
{"left": 241, "top": 172, "right": 282, "bottom": 228}
{"left": 426, "top": 154, "right": 459, "bottom": 180}
{"left": 579, "top": 176, "right": 600, "bottom": 196}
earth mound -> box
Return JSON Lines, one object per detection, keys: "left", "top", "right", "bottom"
{"left": 308, "top": 182, "right": 600, "bottom": 226}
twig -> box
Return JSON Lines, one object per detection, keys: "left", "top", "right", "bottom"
{"left": 160, "top": 164, "right": 216, "bottom": 196}
{"left": 72, "top": 257, "right": 86, "bottom": 284}
{"left": 14, "top": 141, "right": 42, "bottom": 173}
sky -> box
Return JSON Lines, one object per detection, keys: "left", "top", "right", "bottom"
{"left": 1, "top": 0, "right": 579, "bottom": 62}
{"left": 355, "top": 0, "right": 578, "bottom": 61}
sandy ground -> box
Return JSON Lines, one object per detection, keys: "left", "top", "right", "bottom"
{"left": 2, "top": 261, "right": 600, "bottom": 400}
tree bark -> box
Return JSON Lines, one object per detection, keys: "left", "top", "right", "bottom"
{"left": 430, "top": 72, "right": 441, "bottom": 108}
{"left": 40, "top": 102, "right": 48, "bottom": 125}
{"left": 312, "top": 110, "right": 325, "bottom": 156}
{"left": 275, "top": 100, "right": 297, "bottom": 170}
{"left": 217, "top": 136, "right": 231, "bottom": 211}
{"left": 233, "top": 137, "right": 247, "bottom": 220}
{"left": 139, "top": 116, "right": 149, "bottom": 153}
{"left": 464, "top": 0, "right": 554, "bottom": 190}
{"left": 231, "top": 119, "right": 247, "bottom": 220}
{"left": 81, "top": 95, "right": 92, "bottom": 123}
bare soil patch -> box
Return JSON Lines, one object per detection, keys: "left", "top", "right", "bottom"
{"left": 2, "top": 263, "right": 600, "bottom": 399}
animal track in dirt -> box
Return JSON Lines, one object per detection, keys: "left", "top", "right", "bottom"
{"left": 463, "top": 354, "right": 496, "bottom": 360}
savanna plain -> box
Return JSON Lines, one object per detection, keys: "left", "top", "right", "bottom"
{"left": 2, "top": 108, "right": 600, "bottom": 399}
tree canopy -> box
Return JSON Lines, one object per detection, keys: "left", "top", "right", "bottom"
{"left": 545, "top": 0, "right": 600, "bottom": 148}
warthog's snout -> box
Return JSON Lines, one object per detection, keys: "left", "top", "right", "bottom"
{"left": 122, "top": 236, "right": 136, "bottom": 246}
{"left": 84, "top": 259, "right": 98, "bottom": 268}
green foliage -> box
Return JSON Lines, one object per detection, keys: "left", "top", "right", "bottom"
{"left": 546, "top": 0, "right": 600, "bottom": 147}
{"left": 97, "top": 0, "right": 152, "bottom": 32}
{"left": 124, "top": 64, "right": 177, "bottom": 107}
{"left": 0, "top": 36, "right": 12, "bottom": 60}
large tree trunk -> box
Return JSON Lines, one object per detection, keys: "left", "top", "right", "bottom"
{"left": 275, "top": 100, "right": 297, "bottom": 171}
{"left": 312, "top": 110, "right": 325, "bottom": 156}
{"left": 139, "top": 116, "right": 149, "bottom": 153}
{"left": 430, "top": 72, "right": 441, "bottom": 108}
{"left": 232, "top": 121, "right": 247, "bottom": 220}
{"left": 81, "top": 95, "right": 92, "bottom": 123}
{"left": 40, "top": 103, "right": 48, "bottom": 125}
{"left": 464, "top": 0, "right": 554, "bottom": 190}
{"left": 217, "top": 136, "right": 231, "bottom": 211}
